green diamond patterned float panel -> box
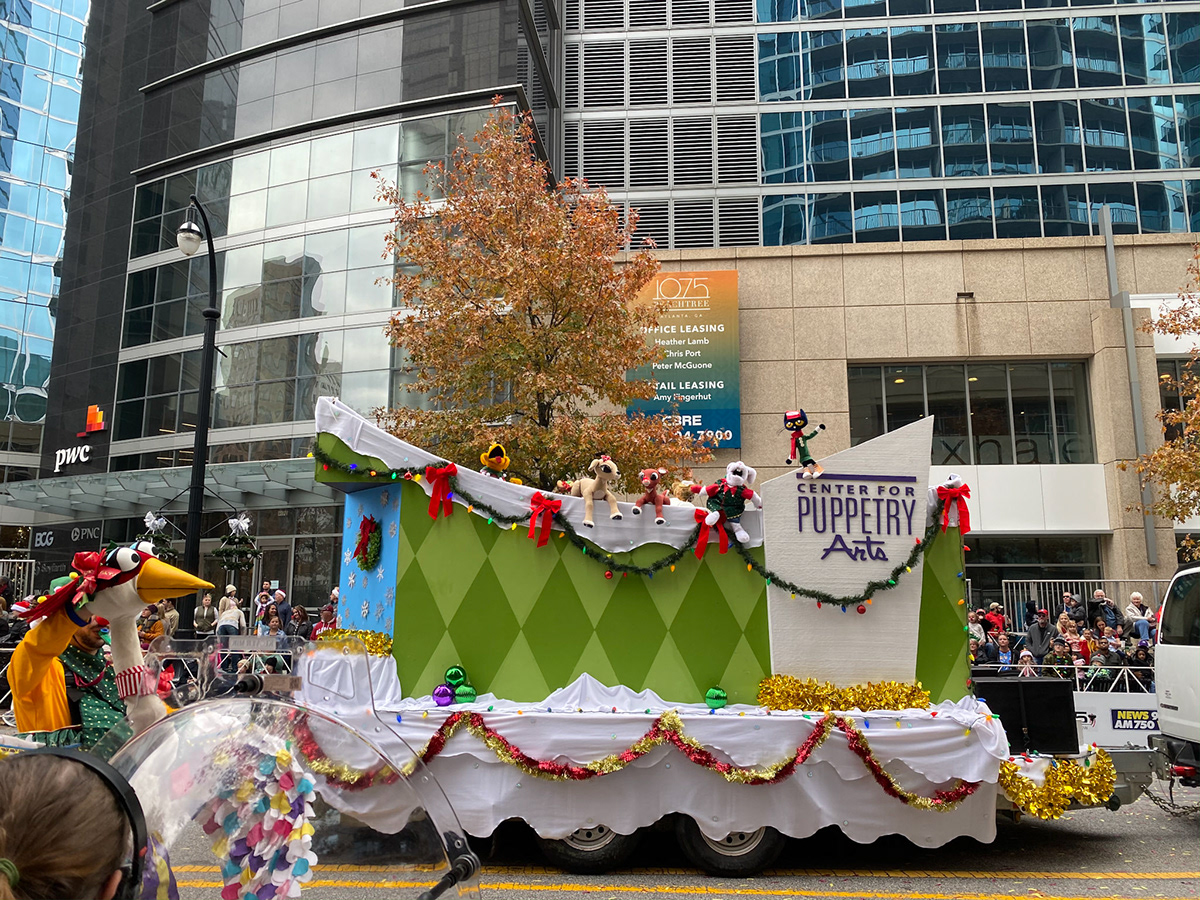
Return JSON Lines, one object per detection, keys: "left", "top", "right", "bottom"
{"left": 320, "top": 434, "right": 771, "bottom": 703}
{"left": 915, "top": 525, "right": 969, "bottom": 704}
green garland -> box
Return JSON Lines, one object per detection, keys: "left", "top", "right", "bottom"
{"left": 355, "top": 516, "right": 382, "bottom": 571}
{"left": 312, "top": 443, "right": 948, "bottom": 607}
{"left": 208, "top": 534, "right": 264, "bottom": 572}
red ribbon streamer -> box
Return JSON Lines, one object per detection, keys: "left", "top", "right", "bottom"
{"left": 936, "top": 484, "right": 972, "bottom": 536}
{"left": 694, "top": 508, "right": 729, "bottom": 560}
{"left": 527, "top": 493, "right": 561, "bottom": 548}
{"left": 425, "top": 463, "right": 458, "bottom": 520}
{"left": 353, "top": 516, "right": 376, "bottom": 559}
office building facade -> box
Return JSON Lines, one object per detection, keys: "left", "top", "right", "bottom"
{"left": 3, "top": 0, "right": 559, "bottom": 602}
{"left": 0, "top": 0, "right": 88, "bottom": 547}
{"left": 561, "top": 0, "right": 1198, "bottom": 247}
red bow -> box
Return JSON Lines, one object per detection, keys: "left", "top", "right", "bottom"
{"left": 354, "top": 516, "right": 376, "bottom": 559}
{"left": 694, "top": 508, "right": 729, "bottom": 560}
{"left": 425, "top": 463, "right": 458, "bottom": 519}
{"left": 18, "top": 550, "right": 120, "bottom": 622}
{"left": 936, "top": 483, "right": 972, "bottom": 535}
{"left": 527, "top": 493, "right": 561, "bottom": 548}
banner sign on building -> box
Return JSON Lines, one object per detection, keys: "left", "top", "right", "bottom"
{"left": 629, "top": 271, "right": 740, "bottom": 448}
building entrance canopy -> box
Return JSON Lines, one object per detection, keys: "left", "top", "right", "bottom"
{"left": 0, "top": 459, "right": 333, "bottom": 519}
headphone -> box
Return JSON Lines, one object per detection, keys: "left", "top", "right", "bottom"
{"left": 19, "top": 748, "right": 148, "bottom": 900}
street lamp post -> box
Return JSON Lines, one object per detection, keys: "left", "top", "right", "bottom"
{"left": 176, "top": 195, "right": 220, "bottom": 635}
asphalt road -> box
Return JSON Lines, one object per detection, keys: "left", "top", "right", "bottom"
{"left": 169, "top": 784, "right": 1199, "bottom": 900}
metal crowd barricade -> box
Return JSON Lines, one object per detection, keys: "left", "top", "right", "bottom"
{"left": 968, "top": 661, "right": 1155, "bottom": 693}
{"left": 0, "top": 558, "right": 36, "bottom": 602}
{"left": 1000, "top": 579, "right": 1170, "bottom": 632}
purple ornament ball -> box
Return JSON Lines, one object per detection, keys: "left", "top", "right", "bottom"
{"left": 433, "top": 683, "right": 455, "bottom": 706}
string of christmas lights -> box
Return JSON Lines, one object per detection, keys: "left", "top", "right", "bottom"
{"left": 311, "top": 443, "right": 947, "bottom": 608}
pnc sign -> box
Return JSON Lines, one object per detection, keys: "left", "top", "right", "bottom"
{"left": 54, "top": 404, "right": 106, "bottom": 473}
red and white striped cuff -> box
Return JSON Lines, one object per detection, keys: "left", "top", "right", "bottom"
{"left": 115, "top": 665, "right": 155, "bottom": 699}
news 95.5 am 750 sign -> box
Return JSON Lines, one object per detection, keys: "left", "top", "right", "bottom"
{"left": 628, "top": 271, "right": 740, "bottom": 448}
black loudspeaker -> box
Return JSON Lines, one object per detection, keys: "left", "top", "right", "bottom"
{"left": 972, "top": 677, "right": 1079, "bottom": 754}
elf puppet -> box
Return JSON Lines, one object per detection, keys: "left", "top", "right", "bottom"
{"left": 784, "top": 409, "right": 825, "bottom": 478}
{"left": 691, "top": 461, "right": 761, "bottom": 543}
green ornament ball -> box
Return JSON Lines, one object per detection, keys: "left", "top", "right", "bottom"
{"left": 705, "top": 687, "right": 728, "bottom": 709}
{"left": 444, "top": 665, "right": 468, "bottom": 688}
{"left": 454, "top": 683, "right": 477, "bottom": 704}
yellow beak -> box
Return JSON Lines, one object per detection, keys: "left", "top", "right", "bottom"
{"left": 135, "top": 556, "right": 213, "bottom": 605}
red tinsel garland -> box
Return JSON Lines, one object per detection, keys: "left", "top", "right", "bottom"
{"left": 292, "top": 710, "right": 980, "bottom": 810}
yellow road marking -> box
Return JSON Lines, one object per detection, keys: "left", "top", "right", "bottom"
{"left": 173, "top": 881, "right": 1200, "bottom": 899}
{"left": 169, "top": 865, "right": 1200, "bottom": 880}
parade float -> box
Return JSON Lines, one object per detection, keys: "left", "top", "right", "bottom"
{"left": 310, "top": 396, "right": 1128, "bottom": 875}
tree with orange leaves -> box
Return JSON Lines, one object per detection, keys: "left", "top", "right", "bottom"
{"left": 1130, "top": 243, "right": 1200, "bottom": 559}
{"left": 375, "top": 104, "right": 711, "bottom": 492}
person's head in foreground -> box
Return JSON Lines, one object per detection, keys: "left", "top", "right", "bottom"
{"left": 0, "top": 751, "right": 136, "bottom": 900}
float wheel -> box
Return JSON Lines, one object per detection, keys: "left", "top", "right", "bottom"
{"left": 674, "top": 817, "right": 786, "bottom": 876}
{"left": 535, "top": 824, "right": 640, "bottom": 873}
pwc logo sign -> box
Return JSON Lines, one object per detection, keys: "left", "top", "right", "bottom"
{"left": 53, "top": 405, "right": 106, "bottom": 473}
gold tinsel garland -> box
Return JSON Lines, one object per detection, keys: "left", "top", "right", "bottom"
{"left": 998, "top": 748, "right": 1116, "bottom": 819}
{"left": 758, "top": 674, "right": 931, "bottom": 712}
{"left": 314, "top": 629, "right": 393, "bottom": 657}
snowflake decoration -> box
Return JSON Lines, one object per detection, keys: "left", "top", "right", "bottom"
{"left": 380, "top": 490, "right": 389, "bottom": 507}
{"left": 384, "top": 587, "right": 394, "bottom": 602}
{"left": 345, "top": 517, "right": 352, "bottom": 530}
{"left": 361, "top": 600, "right": 370, "bottom": 619}
{"left": 357, "top": 503, "right": 364, "bottom": 517}
{"left": 376, "top": 565, "right": 385, "bottom": 582}
{"left": 347, "top": 572, "right": 356, "bottom": 589}
{"left": 388, "top": 521, "right": 397, "bottom": 538}
{"left": 393, "top": 496, "right": 400, "bottom": 511}
{"left": 343, "top": 549, "right": 354, "bottom": 565}
{"left": 384, "top": 617, "right": 393, "bottom": 632}
{"left": 374, "top": 602, "right": 385, "bottom": 621}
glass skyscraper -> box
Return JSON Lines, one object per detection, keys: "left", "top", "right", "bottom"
{"left": 561, "top": 0, "right": 1199, "bottom": 246}
{"left": 0, "top": 0, "right": 87, "bottom": 483}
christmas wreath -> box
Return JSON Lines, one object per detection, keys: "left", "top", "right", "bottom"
{"left": 354, "top": 515, "right": 382, "bottom": 571}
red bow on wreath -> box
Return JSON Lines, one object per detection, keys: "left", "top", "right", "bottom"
{"left": 694, "top": 509, "right": 729, "bottom": 560}
{"left": 425, "top": 463, "right": 457, "bottom": 520}
{"left": 527, "top": 493, "right": 561, "bottom": 548}
{"left": 936, "top": 483, "right": 972, "bottom": 536}
{"left": 354, "top": 516, "right": 377, "bottom": 560}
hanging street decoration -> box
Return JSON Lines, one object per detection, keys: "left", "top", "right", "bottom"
{"left": 207, "top": 512, "right": 263, "bottom": 572}
{"left": 310, "top": 443, "right": 945, "bottom": 611}
{"left": 134, "top": 510, "right": 178, "bottom": 565}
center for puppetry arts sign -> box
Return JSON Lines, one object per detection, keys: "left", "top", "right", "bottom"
{"left": 628, "top": 271, "right": 741, "bottom": 447}
{"left": 762, "top": 417, "right": 935, "bottom": 685}
{"left": 798, "top": 474, "right": 921, "bottom": 563}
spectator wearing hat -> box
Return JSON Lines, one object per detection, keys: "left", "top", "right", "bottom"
{"left": 1025, "top": 608, "right": 1058, "bottom": 664}
{"left": 1043, "top": 637, "right": 1075, "bottom": 680}
{"left": 1128, "top": 644, "right": 1154, "bottom": 692}
{"left": 984, "top": 603, "right": 1007, "bottom": 638}
{"left": 310, "top": 604, "right": 338, "bottom": 640}
{"left": 273, "top": 589, "right": 291, "bottom": 628}
{"left": 219, "top": 584, "right": 239, "bottom": 613}
{"left": 1063, "top": 593, "right": 1088, "bottom": 630}
{"left": 1017, "top": 649, "right": 1038, "bottom": 677}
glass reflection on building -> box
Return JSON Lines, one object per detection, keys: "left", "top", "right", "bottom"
{"left": 0, "top": 0, "right": 88, "bottom": 476}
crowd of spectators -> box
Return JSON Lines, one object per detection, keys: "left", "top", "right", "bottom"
{"left": 967, "top": 588, "right": 1159, "bottom": 692}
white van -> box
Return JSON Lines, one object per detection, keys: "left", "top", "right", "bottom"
{"left": 1149, "top": 564, "right": 1200, "bottom": 783}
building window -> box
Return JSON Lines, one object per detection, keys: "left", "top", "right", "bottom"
{"left": 966, "top": 536, "right": 1102, "bottom": 608}
{"left": 1158, "top": 358, "right": 1193, "bottom": 442}
{"left": 848, "top": 361, "right": 1095, "bottom": 465}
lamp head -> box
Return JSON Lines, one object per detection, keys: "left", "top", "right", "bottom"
{"left": 176, "top": 219, "right": 204, "bottom": 256}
